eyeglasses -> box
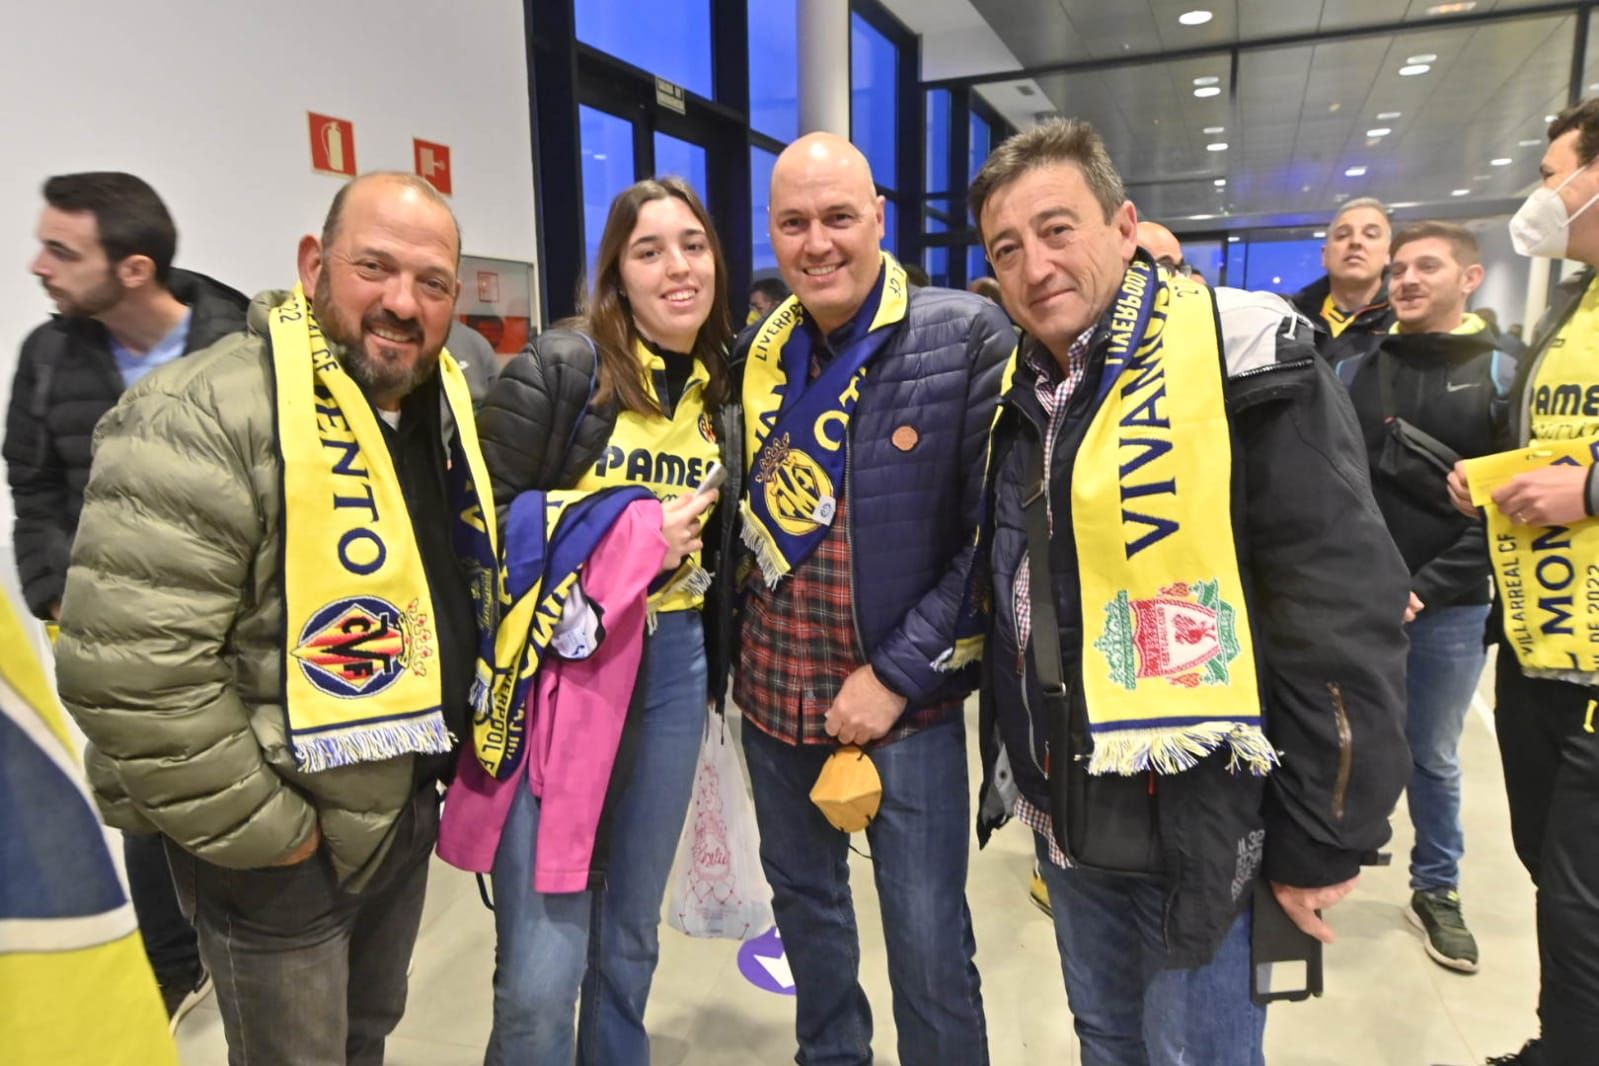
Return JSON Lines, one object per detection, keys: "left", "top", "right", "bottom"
{"left": 1155, "top": 256, "right": 1196, "bottom": 278}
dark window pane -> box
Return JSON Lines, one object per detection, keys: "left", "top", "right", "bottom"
{"left": 654, "top": 132, "right": 709, "bottom": 205}
{"left": 580, "top": 106, "right": 637, "bottom": 283}
{"left": 1241, "top": 238, "right": 1323, "bottom": 294}
{"left": 752, "top": 146, "right": 779, "bottom": 271}
{"left": 576, "top": 0, "right": 713, "bottom": 99}
{"left": 927, "top": 89, "right": 951, "bottom": 193}
{"left": 850, "top": 14, "right": 898, "bottom": 190}
{"left": 926, "top": 246, "right": 949, "bottom": 287}
{"left": 969, "top": 113, "right": 991, "bottom": 183}
{"left": 968, "top": 244, "right": 988, "bottom": 283}
{"left": 882, "top": 199, "right": 897, "bottom": 256}
{"left": 749, "top": 0, "right": 799, "bottom": 142}
{"left": 1225, "top": 238, "right": 1247, "bottom": 288}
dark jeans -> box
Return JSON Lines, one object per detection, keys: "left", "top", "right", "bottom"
{"left": 169, "top": 787, "right": 438, "bottom": 1066}
{"left": 1033, "top": 837, "right": 1265, "bottom": 1066}
{"left": 742, "top": 719, "right": 987, "bottom": 1066}
{"left": 1495, "top": 648, "right": 1599, "bottom": 1066}
{"left": 124, "top": 830, "right": 201, "bottom": 987}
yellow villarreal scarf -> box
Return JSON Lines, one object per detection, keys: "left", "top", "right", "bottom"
{"left": 1075, "top": 263, "right": 1273, "bottom": 775}
{"left": 741, "top": 253, "right": 906, "bottom": 586}
{"left": 1465, "top": 287, "right": 1599, "bottom": 679}
{"left": 272, "top": 286, "right": 498, "bottom": 772}
{"left": 575, "top": 339, "right": 719, "bottom": 614}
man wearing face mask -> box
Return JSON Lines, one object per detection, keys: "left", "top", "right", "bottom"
{"left": 1448, "top": 99, "right": 1599, "bottom": 1066}
{"left": 1338, "top": 222, "right": 1517, "bottom": 978}
{"left": 1291, "top": 197, "right": 1397, "bottom": 365}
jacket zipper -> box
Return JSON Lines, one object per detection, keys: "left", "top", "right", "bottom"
{"left": 1326, "top": 682, "right": 1353, "bottom": 822}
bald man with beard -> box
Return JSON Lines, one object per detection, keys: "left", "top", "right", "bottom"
{"left": 713, "top": 133, "right": 1012, "bottom": 1065}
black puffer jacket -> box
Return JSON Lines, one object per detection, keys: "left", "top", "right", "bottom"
{"left": 1291, "top": 274, "right": 1395, "bottom": 367}
{"left": 4, "top": 269, "right": 248, "bottom": 617}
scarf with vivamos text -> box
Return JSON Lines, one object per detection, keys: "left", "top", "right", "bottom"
{"left": 1072, "top": 261, "right": 1273, "bottom": 776}
{"left": 271, "top": 285, "right": 497, "bottom": 773}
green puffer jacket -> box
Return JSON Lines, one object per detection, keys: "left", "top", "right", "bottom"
{"left": 56, "top": 291, "right": 425, "bottom": 885}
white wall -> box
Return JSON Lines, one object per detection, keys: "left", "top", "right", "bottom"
{"left": 0, "top": 0, "right": 539, "bottom": 539}
{"left": 1469, "top": 216, "right": 1534, "bottom": 333}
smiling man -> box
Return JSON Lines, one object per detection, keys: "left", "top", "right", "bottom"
{"left": 1291, "top": 196, "right": 1397, "bottom": 364}
{"left": 1337, "top": 222, "right": 1517, "bottom": 980}
{"left": 723, "top": 131, "right": 1012, "bottom": 1066}
{"left": 55, "top": 172, "right": 494, "bottom": 1064}
{"left": 970, "top": 119, "right": 1409, "bottom": 1063}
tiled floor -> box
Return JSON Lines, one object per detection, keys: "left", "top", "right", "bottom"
{"left": 176, "top": 660, "right": 1538, "bottom": 1065}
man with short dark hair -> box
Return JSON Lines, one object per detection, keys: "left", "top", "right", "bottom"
{"left": 724, "top": 131, "right": 1011, "bottom": 1066}
{"left": 4, "top": 171, "right": 248, "bottom": 1029}
{"left": 55, "top": 171, "right": 493, "bottom": 1064}
{"left": 1291, "top": 196, "right": 1397, "bottom": 364}
{"left": 746, "top": 274, "right": 789, "bottom": 325}
{"left": 970, "top": 118, "right": 1408, "bottom": 1061}
{"left": 1449, "top": 97, "right": 1599, "bottom": 1066}
{"left": 1338, "top": 221, "right": 1517, "bottom": 978}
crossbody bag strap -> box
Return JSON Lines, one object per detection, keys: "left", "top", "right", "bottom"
{"left": 1022, "top": 442, "right": 1072, "bottom": 733}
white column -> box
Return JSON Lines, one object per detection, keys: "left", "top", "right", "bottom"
{"left": 798, "top": 0, "right": 851, "bottom": 137}
{"left": 1524, "top": 256, "right": 1553, "bottom": 344}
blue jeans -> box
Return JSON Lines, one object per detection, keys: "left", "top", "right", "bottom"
{"left": 742, "top": 718, "right": 987, "bottom": 1066}
{"left": 486, "top": 610, "right": 707, "bottom": 1066}
{"left": 1034, "top": 837, "right": 1265, "bottom": 1066}
{"left": 1403, "top": 602, "right": 1489, "bottom": 892}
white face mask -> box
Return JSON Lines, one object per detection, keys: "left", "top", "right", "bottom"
{"left": 1510, "top": 161, "right": 1599, "bottom": 258}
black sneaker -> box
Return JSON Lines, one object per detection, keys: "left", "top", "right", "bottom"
{"left": 1486, "top": 1039, "right": 1544, "bottom": 1064}
{"left": 161, "top": 966, "right": 213, "bottom": 1033}
{"left": 1406, "top": 888, "right": 1480, "bottom": 973}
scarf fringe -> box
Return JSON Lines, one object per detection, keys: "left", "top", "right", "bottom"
{"left": 932, "top": 635, "right": 986, "bottom": 673}
{"left": 1084, "top": 722, "right": 1278, "bottom": 778}
{"left": 293, "top": 716, "right": 454, "bottom": 774}
{"left": 739, "top": 499, "right": 788, "bottom": 588}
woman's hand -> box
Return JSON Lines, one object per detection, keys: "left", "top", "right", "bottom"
{"left": 661, "top": 490, "right": 717, "bottom": 571}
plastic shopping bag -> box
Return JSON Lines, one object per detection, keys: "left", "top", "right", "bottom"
{"left": 666, "top": 714, "right": 774, "bottom": 940}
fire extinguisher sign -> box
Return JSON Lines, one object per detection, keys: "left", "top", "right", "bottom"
{"left": 309, "top": 113, "right": 357, "bottom": 177}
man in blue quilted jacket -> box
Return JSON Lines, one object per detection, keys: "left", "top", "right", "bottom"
{"left": 724, "top": 131, "right": 1013, "bottom": 1066}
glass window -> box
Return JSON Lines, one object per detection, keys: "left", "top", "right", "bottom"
{"left": 926, "top": 89, "right": 950, "bottom": 193}
{"left": 1224, "top": 238, "right": 1246, "bottom": 288}
{"left": 969, "top": 112, "right": 991, "bottom": 183}
{"left": 968, "top": 245, "right": 987, "bottom": 284}
{"left": 653, "top": 132, "right": 708, "bottom": 204}
{"left": 575, "top": 0, "right": 712, "bottom": 99}
{"left": 580, "top": 106, "right": 637, "bottom": 281}
{"left": 1239, "top": 238, "right": 1322, "bottom": 293}
{"left": 752, "top": 146, "right": 779, "bottom": 271}
{"left": 749, "top": 0, "right": 799, "bottom": 142}
{"left": 925, "top": 210, "right": 949, "bottom": 287}
{"left": 850, "top": 14, "right": 898, "bottom": 190}
{"left": 882, "top": 199, "right": 897, "bottom": 257}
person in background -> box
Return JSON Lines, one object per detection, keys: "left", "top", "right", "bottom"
{"left": 3, "top": 170, "right": 248, "bottom": 1029}
{"left": 55, "top": 172, "right": 490, "bottom": 1065}
{"left": 747, "top": 274, "right": 789, "bottom": 325}
{"left": 466, "top": 176, "right": 729, "bottom": 1066}
{"left": 447, "top": 317, "right": 501, "bottom": 405}
{"left": 904, "top": 261, "right": 932, "bottom": 287}
{"left": 1337, "top": 221, "right": 1517, "bottom": 977}
{"left": 1291, "top": 197, "right": 1396, "bottom": 365}
{"left": 1448, "top": 98, "right": 1599, "bottom": 1066}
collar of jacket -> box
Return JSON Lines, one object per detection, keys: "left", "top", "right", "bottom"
{"left": 1378, "top": 324, "right": 1501, "bottom": 364}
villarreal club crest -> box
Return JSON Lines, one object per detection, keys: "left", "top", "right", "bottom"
{"left": 292, "top": 595, "right": 434, "bottom": 698}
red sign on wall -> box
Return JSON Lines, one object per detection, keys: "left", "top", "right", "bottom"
{"left": 414, "top": 138, "right": 452, "bottom": 195}
{"left": 309, "top": 113, "right": 357, "bottom": 177}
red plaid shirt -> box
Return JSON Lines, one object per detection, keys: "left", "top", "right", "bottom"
{"left": 736, "top": 340, "right": 959, "bottom": 747}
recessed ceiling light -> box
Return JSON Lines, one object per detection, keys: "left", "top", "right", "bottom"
{"left": 1366, "top": 127, "right": 1392, "bottom": 137}
{"left": 593, "top": 153, "right": 608, "bottom": 161}
{"left": 1214, "top": 178, "right": 1227, "bottom": 186}
{"left": 1345, "top": 165, "right": 1368, "bottom": 177}
{"left": 1329, "top": 102, "right": 1342, "bottom": 112}
{"left": 1377, "top": 111, "right": 1403, "bottom": 120}
{"left": 1193, "top": 76, "right": 1220, "bottom": 86}
{"left": 1227, "top": 235, "right": 1241, "bottom": 242}
{"left": 1272, "top": 276, "right": 1283, "bottom": 285}
{"left": 1474, "top": 174, "right": 1490, "bottom": 180}
{"left": 1194, "top": 86, "right": 1222, "bottom": 98}
{"left": 1207, "top": 142, "right": 1229, "bottom": 151}
{"left": 1179, "top": 10, "right": 1214, "bottom": 26}
{"left": 1313, "top": 230, "right": 1327, "bottom": 238}
{"left": 1399, "top": 64, "right": 1432, "bottom": 76}
{"left": 1491, "top": 157, "right": 1513, "bottom": 166}
{"left": 1520, "top": 139, "right": 1543, "bottom": 147}
{"left": 1407, "top": 53, "right": 1438, "bottom": 63}
{"left": 1426, "top": 1, "right": 1477, "bottom": 12}
{"left": 1452, "top": 188, "right": 1470, "bottom": 196}
{"left": 1203, "top": 125, "right": 1226, "bottom": 134}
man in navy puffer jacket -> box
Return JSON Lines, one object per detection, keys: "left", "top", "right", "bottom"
{"left": 722, "top": 132, "right": 1012, "bottom": 1066}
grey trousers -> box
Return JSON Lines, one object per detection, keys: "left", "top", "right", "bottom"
{"left": 168, "top": 787, "right": 438, "bottom": 1066}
